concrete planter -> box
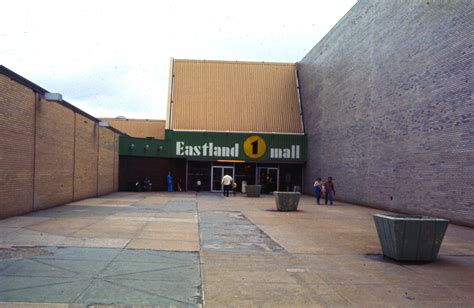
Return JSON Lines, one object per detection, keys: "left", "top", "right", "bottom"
{"left": 373, "top": 214, "right": 449, "bottom": 262}
{"left": 274, "top": 192, "right": 301, "bottom": 211}
{"left": 246, "top": 185, "right": 262, "bottom": 197}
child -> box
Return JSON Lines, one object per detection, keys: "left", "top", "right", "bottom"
{"left": 232, "top": 181, "right": 238, "bottom": 196}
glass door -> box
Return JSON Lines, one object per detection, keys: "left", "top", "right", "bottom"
{"left": 211, "top": 166, "right": 234, "bottom": 192}
{"left": 257, "top": 167, "right": 279, "bottom": 193}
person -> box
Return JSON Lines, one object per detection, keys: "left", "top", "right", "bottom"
{"left": 232, "top": 181, "right": 238, "bottom": 196}
{"left": 324, "top": 176, "right": 335, "bottom": 205}
{"left": 261, "top": 173, "right": 268, "bottom": 194}
{"left": 221, "top": 173, "right": 233, "bottom": 197}
{"left": 177, "top": 178, "right": 183, "bottom": 192}
{"left": 196, "top": 179, "right": 201, "bottom": 192}
{"left": 266, "top": 175, "right": 273, "bottom": 194}
{"left": 167, "top": 172, "right": 173, "bottom": 192}
{"left": 313, "top": 177, "right": 323, "bottom": 204}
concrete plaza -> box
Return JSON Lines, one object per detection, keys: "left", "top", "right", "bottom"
{"left": 0, "top": 192, "right": 473, "bottom": 307}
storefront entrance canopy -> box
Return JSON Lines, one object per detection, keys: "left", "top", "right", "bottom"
{"left": 120, "top": 130, "right": 307, "bottom": 163}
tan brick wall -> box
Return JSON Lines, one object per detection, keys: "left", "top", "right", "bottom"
{"left": 0, "top": 74, "right": 35, "bottom": 218}
{"left": 34, "top": 100, "right": 75, "bottom": 210}
{"left": 102, "top": 118, "right": 166, "bottom": 139}
{"left": 1, "top": 70, "right": 121, "bottom": 219}
{"left": 97, "top": 127, "right": 115, "bottom": 195}
{"left": 73, "top": 114, "right": 99, "bottom": 200}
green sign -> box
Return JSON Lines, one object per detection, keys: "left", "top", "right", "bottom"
{"left": 120, "top": 130, "right": 306, "bottom": 162}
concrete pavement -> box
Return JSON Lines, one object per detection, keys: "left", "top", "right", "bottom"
{"left": 0, "top": 192, "right": 473, "bottom": 307}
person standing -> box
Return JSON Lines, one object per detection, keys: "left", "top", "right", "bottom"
{"left": 313, "top": 177, "right": 323, "bottom": 204}
{"left": 221, "top": 173, "right": 233, "bottom": 197}
{"left": 167, "top": 172, "right": 173, "bottom": 192}
{"left": 232, "top": 181, "right": 238, "bottom": 196}
{"left": 177, "top": 178, "right": 183, "bottom": 192}
{"left": 324, "top": 177, "right": 335, "bottom": 205}
{"left": 196, "top": 179, "right": 201, "bottom": 192}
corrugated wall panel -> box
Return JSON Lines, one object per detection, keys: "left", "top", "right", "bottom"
{"left": 171, "top": 60, "right": 303, "bottom": 133}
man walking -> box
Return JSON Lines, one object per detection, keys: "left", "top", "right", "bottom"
{"left": 324, "top": 176, "right": 336, "bottom": 205}
{"left": 221, "top": 173, "right": 233, "bottom": 197}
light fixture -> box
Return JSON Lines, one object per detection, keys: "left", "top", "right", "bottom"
{"left": 44, "top": 93, "right": 63, "bottom": 101}
{"left": 144, "top": 145, "right": 150, "bottom": 151}
{"left": 158, "top": 145, "right": 163, "bottom": 151}
{"left": 129, "top": 144, "right": 135, "bottom": 150}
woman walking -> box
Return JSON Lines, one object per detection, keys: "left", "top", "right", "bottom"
{"left": 313, "top": 177, "right": 323, "bottom": 205}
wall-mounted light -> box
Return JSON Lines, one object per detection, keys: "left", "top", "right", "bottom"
{"left": 158, "top": 146, "right": 163, "bottom": 151}
{"left": 144, "top": 144, "right": 150, "bottom": 151}
{"left": 44, "top": 93, "right": 63, "bottom": 102}
{"left": 98, "top": 121, "right": 110, "bottom": 127}
{"left": 129, "top": 144, "right": 135, "bottom": 150}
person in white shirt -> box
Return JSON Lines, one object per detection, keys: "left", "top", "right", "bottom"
{"left": 221, "top": 174, "right": 233, "bottom": 197}
{"left": 313, "top": 177, "right": 323, "bottom": 204}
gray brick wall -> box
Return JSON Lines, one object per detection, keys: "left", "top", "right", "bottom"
{"left": 298, "top": 0, "right": 474, "bottom": 226}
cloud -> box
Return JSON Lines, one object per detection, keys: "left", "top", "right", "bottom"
{"left": 1, "top": 0, "right": 357, "bottom": 119}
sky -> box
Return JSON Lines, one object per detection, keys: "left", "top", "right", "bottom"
{"left": 0, "top": 0, "right": 357, "bottom": 120}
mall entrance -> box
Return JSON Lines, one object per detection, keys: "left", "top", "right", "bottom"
{"left": 186, "top": 161, "right": 303, "bottom": 193}
{"left": 257, "top": 167, "right": 279, "bottom": 193}
{"left": 211, "top": 166, "right": 235, "bottom": 192}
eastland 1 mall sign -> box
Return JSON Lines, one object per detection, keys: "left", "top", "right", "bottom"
{"left": 120, "top": 131, "right": 307, "bottom": 162}
{"left": 171, "top": 131, "right": 306, "bottom": 161}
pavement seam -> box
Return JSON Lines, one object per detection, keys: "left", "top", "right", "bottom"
{"left": 102, "top": 264, "right": 197, "bottom": 279}
{"left": 240, "top": 212, "right": 288, "bottom": 254}
{"left": 69, "top": 248, "right": 123, "bottom": 305}
{"left": 0, "top": 278, "right": 87, "bottom": 294}
{"left": 103, "top": 278, "right": 196, "bottom": 306}
{"left": 196, "top": 194, "right": 205, "bottom": 308}
{"left": 30, "top": 258, "right": 87, "bottom": 277}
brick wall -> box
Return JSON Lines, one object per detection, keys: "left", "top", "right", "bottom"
{"left": 298, "top": 1, "right": 474, "bottom": 226}
{"left": 113, "top": 134, "right": 119, "bottom": 191}
{"left": 97, "top": 126, "right": 115, "bottom": 195}
{"left": 74, "top": 114, "right": 99, "bottom": 200}
{"left": 34, "top": 100, "right": 75, "bottom": 210}
{"left": 0, "top": 70, "right": 120, "bottom": 219}
{"left": 0, "top": 74, "right": 35, "bottom": 217}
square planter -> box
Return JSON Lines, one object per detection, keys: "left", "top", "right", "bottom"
{"left": 246, "top": 185, "right": 262, "bottom": 197}
{"left": 373, "top": 214, "right": 449, "bottom": 262}
{"left": 274, "top": 192, "right": 301, "bottom": 211}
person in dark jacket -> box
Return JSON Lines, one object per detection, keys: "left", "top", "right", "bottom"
{"left": 324, "top": 177, "right": 335, "bottom": 205}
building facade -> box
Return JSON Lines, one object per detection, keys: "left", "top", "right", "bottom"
{"left": 0, "top": 65, "right": 122, "bottom": 219}
{"left": 119, "top": 59, "right": 307, "bottom": 193}
{"left": 298, "top": 0, "right": 473, "bottom": 226}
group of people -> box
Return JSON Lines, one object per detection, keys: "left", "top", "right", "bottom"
{"left": 313, "top": 176, "right": 336, "bottom": 205}
{"left": 221, "top": 173, "right": 237, "bottom": 197}
{"left": 166, "top": 172, "right": 183, "bottom": 192}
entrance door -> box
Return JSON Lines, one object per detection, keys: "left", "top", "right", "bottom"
{"left": 211, "top": 166, "right": 234, "bottom": 192}
{"left": 257, "top": 167, "right": 279, "bottom": 193}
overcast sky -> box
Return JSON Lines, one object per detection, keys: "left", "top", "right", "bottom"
{"left": 1, "top": 0, "right": 357, "bottom": 120}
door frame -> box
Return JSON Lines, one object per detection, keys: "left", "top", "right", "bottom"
{"left": 211, "top": 165, "right": 235, "bottom": 192}
{"left": 256, "top": 166, "right": 279, "bottom": 192}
